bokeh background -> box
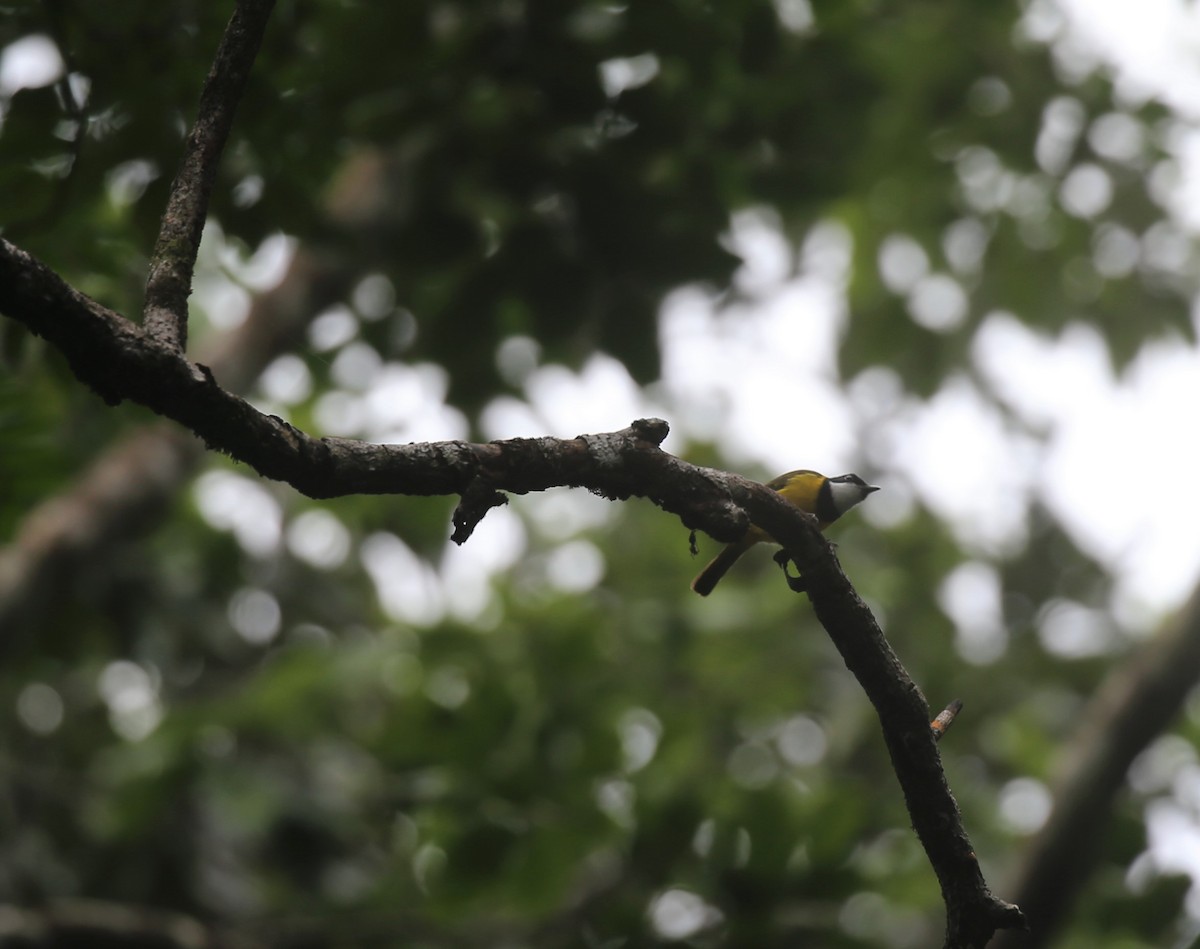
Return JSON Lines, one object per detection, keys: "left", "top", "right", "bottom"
{"left": 3, "top": 1, "right": 1200, "bottom": 946}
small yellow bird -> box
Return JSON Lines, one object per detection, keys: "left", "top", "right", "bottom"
{"left": 691, "top": 470, "right": 879, "bottom": 596}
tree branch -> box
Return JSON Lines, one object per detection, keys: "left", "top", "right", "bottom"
{"left": 0, "top": 1, "right": 1028, "bottom": 942}
{"left": 750, "top": 491, "right": 1025, "bottom": 948}
{"left": 0, "top": 236, "right": 1024, "bottom": 947}
{"left": 142, "top": 0, "right": 276, "bottom": 351}
{"left": 1, "top": 239, "right": 730, "bottom": 524}
{"left": 993, "top": 584, "right": 1200, "bottom": 949}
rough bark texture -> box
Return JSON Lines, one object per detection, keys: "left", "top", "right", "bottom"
{"left": 142, "top": 0, "right": 277, "bottom": 350}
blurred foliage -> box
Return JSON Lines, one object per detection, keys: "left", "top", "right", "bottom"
{"left": 3, "top": 0, "right": 1200, "bottom": 947}
{"left": 6, "top": 0, "right": 1192, "bottom": 412}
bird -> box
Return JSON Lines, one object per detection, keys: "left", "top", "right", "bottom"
{"left": 691, "top": 470, "right": 879, "bottom": 596}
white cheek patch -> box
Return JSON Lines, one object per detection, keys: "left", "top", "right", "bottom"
{"left": 828, "top": 480, "right": 868, "bottom": 515}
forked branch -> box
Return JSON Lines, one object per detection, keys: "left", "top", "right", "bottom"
{"left": 0, "top": 234, "right": 1023, "bottom": 944}
{"left": 0, "top": 0, "right": 1023, "bottom": 941}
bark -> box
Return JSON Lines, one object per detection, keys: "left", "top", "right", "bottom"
{"left": 142, "top": 0, "right": 277, "bottom": 350}
{"left": 993, "top": 586, "right": 1200, "bottom": 948}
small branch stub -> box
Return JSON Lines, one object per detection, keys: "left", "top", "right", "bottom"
{"left": 629, "top": 416, "right": 669, "bottom": 446}
{"left": 931, "top": 699, "right": 964, "bottom": 742}
{"left": 452, "top": 480, "right": 508, "bottom": 544}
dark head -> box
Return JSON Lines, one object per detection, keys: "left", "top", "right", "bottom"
{"left": 823, "top": 473, "right": 879, "bottom": 522}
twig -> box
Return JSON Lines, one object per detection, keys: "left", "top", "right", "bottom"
{"left": 142, "top": 0, "right": 277, "bottom": 351}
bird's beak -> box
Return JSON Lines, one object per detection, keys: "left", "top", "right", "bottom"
{"left": 865, "top": 484, "right": 881, "bottom": 494}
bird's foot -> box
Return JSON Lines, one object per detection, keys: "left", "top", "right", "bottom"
{"left": 772, "top": 550, "right": 808, "bottom": 593}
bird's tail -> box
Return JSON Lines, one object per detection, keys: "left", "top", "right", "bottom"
{"left": 691, "top": 542, "right": 752, "bottom": 596}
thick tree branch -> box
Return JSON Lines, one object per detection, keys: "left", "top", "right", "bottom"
{"left": 0, "top": 236, "right": 1024, "bottom": 947}
{"left": 993, "top": 584, "right": 1200, "bottom": 949}
{"left": 1, "top": 239, "right": 735, "bottom": 527}
{"left": 142, "top": 0, "right": 276, "bottom": 351}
